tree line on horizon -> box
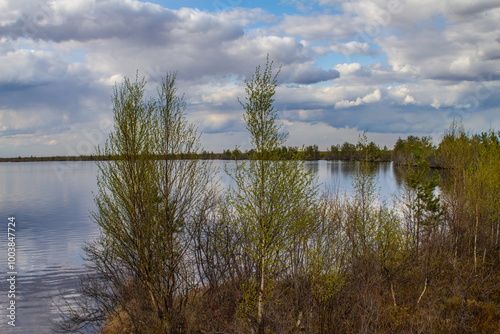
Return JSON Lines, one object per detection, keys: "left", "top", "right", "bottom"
{"left": 55, "top": 60, "right": 500, "bottom": 334}
{"left": 7, "top": 133, "right": 495, "bottom": 168}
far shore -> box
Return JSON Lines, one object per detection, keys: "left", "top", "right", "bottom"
{"left": 0, "top": 154, "right": 447, "bottom": 169}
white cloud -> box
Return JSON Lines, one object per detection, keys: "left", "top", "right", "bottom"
{"left": 335, "top": 89, "right": 381, "bottom": 109}
{"left": 0, "top": 48, "right": 66, "bottom": 84}
{"left": 378, "top": 4, "right": 500, "bottom": 82}
{"left": 387, "top": 85, "right": 417, "bottom": 105}
{"left": 334, "top": 62, "right": 362, "bottom": 75}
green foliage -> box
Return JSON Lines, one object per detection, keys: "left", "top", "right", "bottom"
{"left": 304, "top": 144, "right": 321, "bottom": 160}
{"left": 307, "top": 193, "right": 348, "bottom": 308}
{"left": 393, "top": 135, "right": 435, "bottom": 166}
{"left": 437, "top": 120, "right": 473, "bottom": 170}
{"left": 326, "top": 135, "right": 391, "bottom": 161}
{"left": 239, "top": 55, "right": 285, "bottom": 155}
{"left": 437, "top": 121, "right": 500, "bottom": 259}
{"left": 341, "top": 141, "right": 356, "bottom": 159}
{"left": 228, "top": 56, "right": 317, "bottom": 333}
{"left": 60, "top": 72, "right": 217, "bottom": 333}
{"left": 404, "top": 160, "right": 444, "bottom": 243}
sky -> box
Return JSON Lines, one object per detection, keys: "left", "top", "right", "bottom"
{"left": 1, "top": 0, "right": 500, "bottom": 157}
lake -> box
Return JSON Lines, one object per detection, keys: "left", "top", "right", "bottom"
{"left": 0, "top": 160, "right": 401, "bottom": 332}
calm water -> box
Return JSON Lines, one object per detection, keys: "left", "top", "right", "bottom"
{"left": 0, "top": 160, "right": 400, "bottom": 332}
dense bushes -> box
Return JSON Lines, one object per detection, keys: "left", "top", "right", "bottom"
{"left": 182, "top": 126, "right": 500, "bottom": 333}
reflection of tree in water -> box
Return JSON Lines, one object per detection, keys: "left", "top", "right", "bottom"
{"left": 340, "top": 160, "right": 356, "bottom": 179}
{"left": 326, "top": 160, "right": 377, "bottom": 181}
{"left": 379, "top": 161, "right": 390, "bottom": 174}
{"left": 394, "top": 164, "right": 438, "bottom": 189}
{"left": 394, "top": 165, "right": 406, "bottom": 188}
{"left": 326, "top": 160, "right": 340, "bottom": 177}
{"left": 304, "top": 160, "right": 319, "bottom": 174}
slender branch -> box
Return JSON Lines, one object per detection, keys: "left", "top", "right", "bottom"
{"left": 417, "top": 278, "right": 427, "bottom": 306}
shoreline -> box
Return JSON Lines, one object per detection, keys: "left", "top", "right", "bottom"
{"left": 0, "top": 155, "right": 447, "bottom": 169}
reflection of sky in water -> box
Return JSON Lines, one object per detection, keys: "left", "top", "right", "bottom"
{"left": 217, "top": 160, "right": 401, "bottom": 204}
{"left": 313, "top": 160, "right": 401, "bottom": 202}
{"left": 0, "top": 160, "right": 403, "bottom": 332}
{"left": 0, "top": 162, "right": 100, "bottom": 333}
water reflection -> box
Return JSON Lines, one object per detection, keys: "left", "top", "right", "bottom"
{"left": 0, "top": 162, "right": 100, "bottom": 333}
{"left": 304, "top": 160, "right": 320, "bottom": 174}
{"left": 306, "top": 160, "right": 400, "bottom": 201}
{"left": 392, "top": 163, "right": 442, "bottom": 190}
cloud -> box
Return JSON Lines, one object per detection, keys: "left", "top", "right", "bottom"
{"left": 314, "top": 41, "right": 373, "bottom": 56}
{"left": 281, "top": 62, "right": 340, "bottom": 84}
{"left": 1, "top": 0, "right": 178, "bottom": 43}
{"left": 273, "top": 13, "right": 364, "bottom": 40}
{"left": 335, "top": 89, "right": 381, "bottom": 109}
{"left": 387, "top": 86, "right": 417, "bottom": 105}
{"left": 1, "top": 0, "right": 500, "bottom": 157}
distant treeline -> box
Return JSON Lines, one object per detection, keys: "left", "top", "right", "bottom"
{"left": 0, "top": 155, "right": 107, "bottom": 162}
{"left": 4, "top": 130, "right": 499, "bottom": 167}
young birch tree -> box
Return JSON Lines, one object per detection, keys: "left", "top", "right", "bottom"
{"left": 227, "top": 56, "right": 317, "bottom": 333}
{"left": 57, "top": 72, "right": 217, "bottom": 333}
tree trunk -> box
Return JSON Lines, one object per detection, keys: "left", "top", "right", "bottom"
{"left": 257, "top": 258, "right": 265, "bottom": 334}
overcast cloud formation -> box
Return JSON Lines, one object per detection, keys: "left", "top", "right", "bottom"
{"left": 0, "top": 0, "right": 499, "bottom": 157}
